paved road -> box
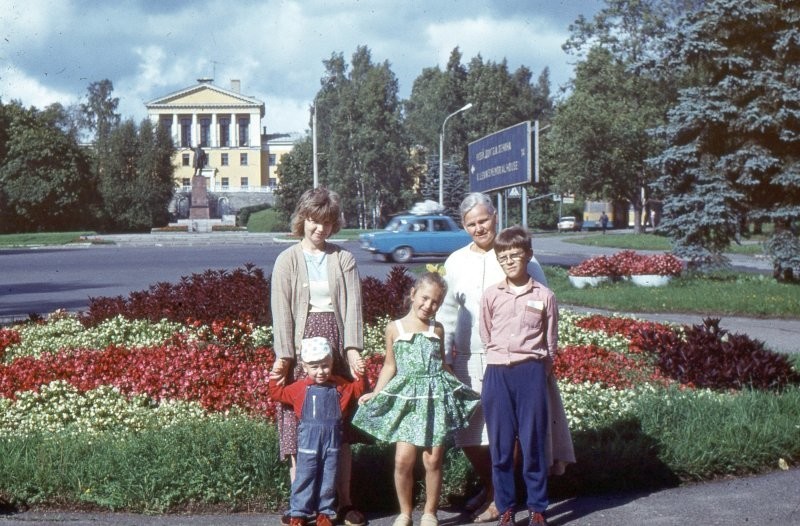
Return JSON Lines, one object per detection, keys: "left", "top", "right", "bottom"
{"left": 2, "top": 467, "right": 798, "bottom": 525}
{"left": 2, "top": 231, "right": 796, "bottom": 354}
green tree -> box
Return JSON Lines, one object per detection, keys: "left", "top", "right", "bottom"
{"left": 80, "top": 79, "right": 120, "bottom": 145}
{"left": 405, "top": 50, "right": 554, "bottom": 216}
{"left": 97, "top": 119, "right": 175, "bottom": 231}
{"left": 274, "top": 136, "right": 314, "bottom": 223}
{"left": 551, "top": 0, "right": 691, "bottom": 232}
{"left": 0, "top": 101, "right": 97, "bottom": 232}
{"left": 547, "top": 47, "right": 667, "bottom": 231}
{"left": 319, "top": 46, "right": 412, "bottom": 228}
{"left": 648, "top": 0, "right": 800, "bottom": 278}
{"left": 404, "top": 48, "right": 472, "bottom": 216}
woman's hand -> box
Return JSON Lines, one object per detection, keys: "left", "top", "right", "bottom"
{"left": 270, "top": 358, "right": 292, "bottom": 385}
{"left": 347, "top": 348, "right": 365, "bottom": 377}
{"left": 358, "top": 392, "right": 375, "bottom": 405}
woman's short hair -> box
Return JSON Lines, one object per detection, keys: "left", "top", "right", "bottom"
{"left": 290, "top": 187, "right": 343, "bottom": 237}
{"left": 459, "top": 192, "right": 496, "bottom": 222}
{"left": 494, "top": 225, "right": 532, "bottom": 255}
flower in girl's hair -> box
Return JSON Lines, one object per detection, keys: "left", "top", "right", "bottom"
{"left": 426, "top": 263, "right": 446, "bottom": 276}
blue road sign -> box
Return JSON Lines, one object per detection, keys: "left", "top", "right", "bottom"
{"left": 468, "top": 121, "right": 531, "bottom": 193}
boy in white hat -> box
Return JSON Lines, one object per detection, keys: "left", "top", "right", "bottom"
{"left": 268, "top": 336, "right": 366, "bottom": 526}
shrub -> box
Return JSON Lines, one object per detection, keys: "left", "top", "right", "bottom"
{"left": 236, "top": 203, "right": 272, "bottom": 227}
{"left": 362, "top": 266, "right": 415, "bottom": 325}
{"left": 638, "top": 318, "right": 800, "bottom": 390}
{"left": 82, "top": 264, "right": 271, "bottom": 327}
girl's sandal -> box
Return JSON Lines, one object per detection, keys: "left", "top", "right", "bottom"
{"left": 420, "top": 513, "right": 438, "bottom": 526}
{"left": 472, "top": 501, "right": 500, "bottom": 523}
{"left": 392, "top": 513, "right": 413, "bottom": 526}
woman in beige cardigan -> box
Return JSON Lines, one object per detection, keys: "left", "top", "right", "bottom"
{"left": 270, "top": 187, "right": 366, "bottom": 526}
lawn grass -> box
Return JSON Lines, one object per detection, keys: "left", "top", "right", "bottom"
{"left": 0, "top": 232, "right": 96, "bottom": 247}
{"left": 544, "top": 266, "right": 800, "bottom": 318}
{"left": 564, "top": 231, "right": 764, "bottom": 255}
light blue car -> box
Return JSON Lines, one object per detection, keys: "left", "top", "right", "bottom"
{"left": 359, "top": 214, "right": 471, "bottom": 263}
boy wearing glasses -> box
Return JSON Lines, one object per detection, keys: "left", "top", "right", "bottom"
{"left": 478, "top": 225, "right": 559, "bottom": 526}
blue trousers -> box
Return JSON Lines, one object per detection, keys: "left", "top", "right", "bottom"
{"left": 483, "top": 359, "right": 549, "bottom": 513}
{"left": 290, "top": 384, "right": 342, "bottom": 518}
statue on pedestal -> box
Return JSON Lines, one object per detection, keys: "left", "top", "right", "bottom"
{"left": 190, "top": 144, "right": 210, "bottom": 222}
{"left": 193, "top": 145, "right": 207, "bottom": 177}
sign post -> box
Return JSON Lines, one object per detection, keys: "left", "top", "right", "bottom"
{"left": 468, "top": 121, "right": 534, "bottom": 229}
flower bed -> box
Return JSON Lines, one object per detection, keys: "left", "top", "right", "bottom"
{"left": 568, "top": 251, "right": 684, "bottom": 286}
{"left": 0, "top": 266, "right": 797, "bottom": 512}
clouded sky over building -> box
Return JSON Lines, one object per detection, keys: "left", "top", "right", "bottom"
{"left": 1, "top": 0, "right": 603, "bottom": 134}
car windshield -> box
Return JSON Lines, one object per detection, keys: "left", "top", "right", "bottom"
{"left": 384, "top": 217, "right": 404, "bottom": 232}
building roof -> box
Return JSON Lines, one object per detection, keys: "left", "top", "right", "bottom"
{"left": 145, "top": 79, "right": 265, "bottom": 118}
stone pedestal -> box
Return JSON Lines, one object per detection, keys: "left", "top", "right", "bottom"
{"left": 189, "top": 176, "right": 210, "bottom": 220}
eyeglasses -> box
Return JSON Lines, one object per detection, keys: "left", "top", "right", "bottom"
{"left": 496, "top": 252, "right": 526, "bottom": 265}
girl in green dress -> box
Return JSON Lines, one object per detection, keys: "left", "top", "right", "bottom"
{"left": 352, "top": 272, "right": 479, "bottom": 526}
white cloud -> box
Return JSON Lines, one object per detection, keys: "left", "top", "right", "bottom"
{"left": 0, "top": 0, "right": 600, "bottom": 134}
{"left": 0, "top": 67, "right": 77, "bottom": 110}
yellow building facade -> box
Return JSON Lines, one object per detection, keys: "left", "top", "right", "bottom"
{"left": 146, "top": 78, "right": 292, "bottom": 194}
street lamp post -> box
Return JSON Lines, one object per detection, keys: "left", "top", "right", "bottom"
{"left": 439, "top": 103, "right": 473, "bottom": 206}
{"left": 312, "top": 103, "right": 319, "bottom": 189}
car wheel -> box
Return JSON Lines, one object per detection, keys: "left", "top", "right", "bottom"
{"left": 392, "top": 246, "right": 413, "bottom": 263}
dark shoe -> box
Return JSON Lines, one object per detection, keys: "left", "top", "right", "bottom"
{"left": 289, "top": 518, "right": 307, "bottom": 526}
{"left": 528, "top": 511, "right": 548, "bottom": 526}
{"left": 316, "top": 513, "right": 335, "bottom": 526}
{"left": 498, "top": 509, "right": 515, "bottom": 526}
{"left": 339, "top": 505, "right": 366, "bottom": 526}
{"left": 281, "top": 513, "right": 291, "bottom": 525}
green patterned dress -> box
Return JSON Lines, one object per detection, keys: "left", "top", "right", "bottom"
{"left": 352, "top": 320, "right": 480, "bottom": 447}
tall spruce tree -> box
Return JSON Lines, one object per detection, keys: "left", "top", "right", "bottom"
{"left": 647, "top": 0, "right": 800, "bottom": 278}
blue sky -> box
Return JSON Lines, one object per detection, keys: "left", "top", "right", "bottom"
{"left": 0, "top": 0, "right": 603, "bottom": 134}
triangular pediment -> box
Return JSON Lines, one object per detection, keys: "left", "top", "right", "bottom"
{"left": 146, "top": 82, "right": 264, "bottom": 114}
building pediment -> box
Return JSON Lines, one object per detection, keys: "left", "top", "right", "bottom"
{"left": 146, "top": 81, "right": 264, "bottom": 117}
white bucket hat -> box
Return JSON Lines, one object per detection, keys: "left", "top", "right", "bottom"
{"left": 300, "top": 336, "right": 332, "bottom": 363}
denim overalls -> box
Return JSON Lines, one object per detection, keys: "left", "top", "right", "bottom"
{"left": 290, "top": 382, "right": 342, "bottom": 519}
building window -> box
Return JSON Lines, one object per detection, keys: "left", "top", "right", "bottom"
{"left": 180, "top": 119, "right": 191, "bottom": 147}
{"left": 221, "top": 177, "right": 229, "bottom": 189}
{"left": 182, "top": 153, "right": 190, "bottom": 166}
{"left": 240, "top": 153, "right": 248, "bottom": 166}
{"left": 200, "top": 118, "right": 211, "bottom": 146}
{"left": 240, "top": 177, "right": 249, "bottom": 188}
{"left": 219, "top": 118, "right": 230, "bottom": 147}
{"left": 269, "top": 153, "right": 277, "bottom": 166}
{"left": 221, "top": 153, "right": 228, "bottom": 166}
{"left": 269, "top": 177, "right": 277, "bottom": 188}
{"left": 238, "top": 118, "right": 249, "bottom": 146}
{"left": 182, "top": 178, "right": 190, "bottom": 188}
{"left": 160, "top": 118, "right": 172, "bottom": 136}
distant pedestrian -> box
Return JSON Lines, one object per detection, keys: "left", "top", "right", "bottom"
{"left": 600, "top": 212, "right": 609, "bottom": 234}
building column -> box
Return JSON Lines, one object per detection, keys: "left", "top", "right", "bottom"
{"left": 172, "top": 114, "right": 179, "bottom": 146}
{"left": 192, "top": 112, "right": 199, "bottom": 146}
{"left": 231, "top": 113, "right": 238, "bottom": 146}
{"left": 211, "top": 113, "right": 218, "bottom": 147}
